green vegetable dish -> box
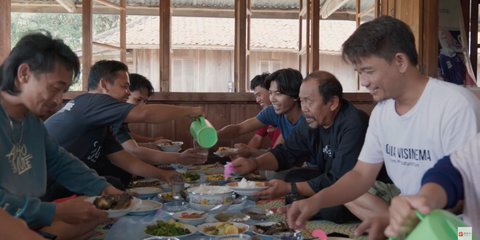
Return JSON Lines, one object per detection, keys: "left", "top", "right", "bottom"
{"left": 145, "top": 220, "right": 191, "bottom": 236}
{"left": 182, "top": 173, "right": 200, "bottom": 182}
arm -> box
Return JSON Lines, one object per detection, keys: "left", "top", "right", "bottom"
{"left": 107, "top": 150, "right": 179, "bottom": 183}
{"left": 0, "top": 210, "right": 44, "bottom": 240}
{"left": 217, "top": 117, "right": 265, "bottom": 140}
{"left": 247, "top": 134, "right": 265, "bottom": 149}
{"left": 121, "top": 139, "right": 206, "bottom": 165}
{"left": 125, "top": 104, "right": 203, "bottom": 123}
{"left": 231, "top": 152, "right": 280, "bottom": 174}
{"left": 286, "top": 161, "right": 383, "bottom": 229}
{"left": 385, "top": 183, "right": 447, "bottom": 238}
{"left": 130, "top": 131, "right": 164, "bottom": 143}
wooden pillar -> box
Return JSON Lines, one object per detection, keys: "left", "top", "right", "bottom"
{"left": 235, "top": 0, "right": 247, "bottom": 93}
{"left": 159, "top": 0, "right": 170, "bottom": 92}
{"left": 0, "top": 0, "right": 11, "bottom": 63}
{"left": 120, "top": 0, "right": 126, "bottom": 63}
{"left": 82, "top": 0, "right": 92, "bottom": 90}
{"left": 421, "top": 0, "right": 438, "bottom": 77}
{"left": 311, "top": 0, "right": 320, "bottom": 71}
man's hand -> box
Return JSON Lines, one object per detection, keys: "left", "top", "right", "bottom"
{"left": 355, "top": 213, "right": 390, "bottom": 240}
{"left": 255, "top": 179, "right": 290, "bottom": 199}
{"left": 179, "top": 148, "right": 208, "bottom": 165}
{"left": 286, "top": 197, "right": 322, "bottom": 229}
{"left": 233, "top": 143, "right": 254, "bottom": 158}
{"left": 54, "top": 196, "right": 108, "bottom": 224}
{"left": 231, "top": 157, "right": 257, "bottom": 174}
{"left": 101, "top": 185, "right": 124, "bottom": 196}
{"left": 188, "top": 107, "right": 204, "bottom": 118}
{"left": 159, "top": 170, "right": 181, "bottom": 184}
{"left": 385, "top": 196, "right": 430, "bottom": 238}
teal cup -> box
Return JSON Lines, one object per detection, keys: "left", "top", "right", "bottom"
{"left": 190, "top": 116, "right": 218, "bottom": 148}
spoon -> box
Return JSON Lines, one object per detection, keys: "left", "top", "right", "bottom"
{"left": 199, "top": 204, "right": 224, "bottom": 216}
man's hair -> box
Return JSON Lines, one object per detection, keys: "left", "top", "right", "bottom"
{"left": 342, "top": 16, "right": 418, "bottom": 66}
{"left": 88, "top": 60, "right": 129, "bottom": 90}
{"left": 0, "top": 31, "right": 80, "bottom": 94}
{"left": 265, "top": 68, "right": 303, "bottom": 99}
{"left": 129, "top": 73, "right": 154, "bottom": 97}
{"left": 305, "top": 71, "right": 343, "bottom": 103}
{"left": 250, "top": 73, "right": 270, "bottom": 90}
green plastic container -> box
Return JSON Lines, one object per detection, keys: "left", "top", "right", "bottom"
{"left": 190, "top": 116, "right": 218, "bottom": 148}
{"left": 390, "top": 210, "right": 478, "bottom": 240}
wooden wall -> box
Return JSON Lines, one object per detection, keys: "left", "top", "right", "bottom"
{"left": 64, "top": 92, "right": 374, "bottom": 149}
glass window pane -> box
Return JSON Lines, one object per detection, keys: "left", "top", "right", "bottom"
{"left": 11, "top": 12, "right": 83, "bottom": 90}
{"left": 318, "top": 20, "right": 362, "bottom": 92}
{"left": 170, "top": 0, "right": 235, "bottom": 92}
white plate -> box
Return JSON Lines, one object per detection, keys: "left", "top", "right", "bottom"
{"left": 127, "top": 187, "right": 163, "bottom": 199}
{"left": 252, "top": 222, "right": 293, "bottom": 239}
{"left": 144, "top": 222, "right": 197, "bottom": 239}
{"left": 226, "top": 182, "right": 268, "bottom": 196}
{"left": 128, "top": 200, "right": 163, "bottom": 216}
{"left": 197, "top": 222, "right": 249, "bottom": 237}
{"left": 213, "top": 147, "right": 238, "bottom": 157}
{"left": 85, "top": 196, "right": 141, "bottom": 218}
{"left": 172, "top": 210, "right": 208, "bottom": 225}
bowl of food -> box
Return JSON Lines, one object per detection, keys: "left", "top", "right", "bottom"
{"left": 157, "top": 141, "right": 183, "bottom": 152}
{"left": 86, "top": 193, "right": 141, "bottom": 218}
{"left": 127, "top": 187, "right": 163, "bottom": 199}
{"left": 182, "top": 172, "right": 201, "bottom": 183}
{"left": 215, "top": 234, "right": 252, "bottom": 240}
{"left": 197, "top": 222, "right": 249, "bottom": 237}
{"left": 252, "top": 222, "right": 295, "bottom": 238}
{"left": 226, "top": 178, "right": 268, "bottom": 196}
{"left": 241, "top": 207, "right": 274, "bottom": 220}
{"left": 144, "top": 220, "right": 197, "bottom": 239}
{"left": 163, "top": 200, "right": 189, "bottom": 212}
{"left": 172, "top": 210, "right": 208, "bottom": 225}
{"left": 187, "top": 185, "right": 233, "bottom": 212}
{"left": 128, "top": 200, "right": 163, "bottom": 216}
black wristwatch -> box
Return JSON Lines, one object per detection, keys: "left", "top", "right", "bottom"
{"left": 290, "top": 182, "right": 298, "bottom": 195}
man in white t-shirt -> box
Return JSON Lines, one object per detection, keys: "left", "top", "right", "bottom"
{"left": 285, "top": 16, "right": 480, "bottom": 240}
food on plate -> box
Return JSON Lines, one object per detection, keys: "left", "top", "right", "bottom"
{"left": 202, "top": 223, "right": 246, "bottom": 235}
{"left": 127, "top": 179, "right": 160, "bottom": 188}
{"left": 180, "top": 212, "right": 204, "bottom": 219}
{"left": 215, "top": 213, "right": 250, "bottom": 222}
{"left": 182, "top": 172, "right": 200, "bottom": 182}
{"left": 158, "top": 192, "right": 174, "bottom": 201}
{"left": 93, "top": 193, "right": 132, "bottom": 210}
{"left": 241, "top": 207, "right": 274, "bottom": 220}
{"left": 214, "top": 147, "right": 238, "bottom": 157}
{"left": 206, "top": 174, "right": 225, "bottom": 182}
{"left": 232, "top": 178, "right": 266, "bottom": 188}
{"left": 145, "top": 220, "right": 191, "bottom": 236}
{"left": 253, "top": 222, "right": 293, "bottom": 236}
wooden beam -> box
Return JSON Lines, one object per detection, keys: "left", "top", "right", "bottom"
{"left": 0, "top": 0, "right": 10, "bottom": 64}
{"left": 159, "top": 0, "right": 170, "bottom": 92}
{"left": 82, "top": 0, "right": 92, "bottom": 91}
{"left": 120, "top": 0, "right": 126, "bottom": 63}
{"left": 93, "top": 0, "right": 124, "bottom": 10}
{"left": 92, "top": 41, "right": 122, "bottom": 50}
{"left": 234, "top": 0, "right": 247, "bottom": 93}
{"left": 320, "top": 0, "right": 350, "bottom": 19}
{"left": 55, "top": 0, "right": 76, "bottom": 13}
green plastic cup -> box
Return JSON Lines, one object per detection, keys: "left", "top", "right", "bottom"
{"left": 190, "top": 116, "right": 218, "bottom": 148}
{"left": 389, "top": 209, "right": 477, "bottom": 240}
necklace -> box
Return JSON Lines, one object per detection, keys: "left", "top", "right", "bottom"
{"left": 0, "top": 101, "right": 24, "bottom": 146}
